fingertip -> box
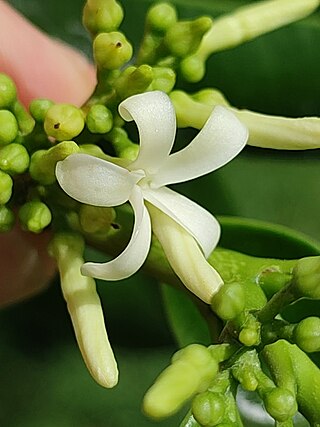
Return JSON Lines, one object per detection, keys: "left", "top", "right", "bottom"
{"left": 0, "top": 228, "right": 56, "bottom": 307}
{"left": 0, "top": 1, "right": 96, "bottom": 106}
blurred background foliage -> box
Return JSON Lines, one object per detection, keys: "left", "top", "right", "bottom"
{"left": 1, "top": 0, "right": 320, "bottom": 426}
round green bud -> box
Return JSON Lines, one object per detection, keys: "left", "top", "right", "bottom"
{"left": 180, "top": 55, "right": 205, "bottom": 83}
{"left": 147, "top": 3, "right": 177, "bottom": 33}
{"left": 0, "top": 110, "right": 19, "bottom": 145}
{"left": 0, "top": 205, "right": 15, "bottom": 232}
{"left": 93, "top": 32, "right": 133, "bottom": 70}
{"left": 29, "top": 99, "right": 54, "bottom": 122}
{"left": 86, "top": 104, "right": 113, "bottom": 134}
{"left": 293, "top": 256, "right": 320, "bottom": 299}
{"left": 19, "top": 201, "right": 52, "bottom": 233}
{"left": 192, "top": 391, "right": 225, "bottom": 426}
{"left": 211, "top": 282, "right": 245, "bottom": 320}
{"left": 119, "top": 144, "right": 139, "bottom": 161}
{"left": 83, "top": 0, "right": 124, "bottom": 35}
{"left": 30, "top": 141, "right": 79, "bottom": 185}
{"left": 294, "top": 317, "right": 320, "bottom": 353}
{"left": 0, "top": 74, "right": 17, "bottom": 108}
{"left": 0, "top": 170, "right": 13, "bottom": 204}
{"left": 115, "top": 65, "right": 154, "bottom": 99}
{"left": 239, "top": 327, "right": 260, "bottom": 347}
{"left": 165, "top": 17, "right": 212, "bottom": 58}
{"left": 0, "top": 143, "right": 29, "bottom": 175}
{"left": 150, "top": 67, "right": 176, "bottom": 93}
{"left": 44, "top": 104, "right": 84, "bottom": 141}
{"left": 264, "top": 387, "right": 297, "bottom": 422}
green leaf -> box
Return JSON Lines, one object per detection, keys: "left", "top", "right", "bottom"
{"left": 161, "top": 284, "right": 211, "bottom": 348}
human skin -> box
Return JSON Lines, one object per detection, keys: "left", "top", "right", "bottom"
{"left": 0, "top": 0, "right": 96, "bottom": 306}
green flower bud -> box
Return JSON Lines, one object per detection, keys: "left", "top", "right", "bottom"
{"left": 12, "top": 101, "right": 35, "bottom": 136}
{"left": 0, "top": 143, "right": 29, "bottom": 174}
{"left": 83, "top": 0, "right": 123, "bottom": 35}
{"left": 192, "top": 391, "right": 225, "bottom": 426}
{"left": 172, "top": 344, "right": 218, "bottom": 389}
{"left": 119, "top": 144, "right": 139, "bottom": 161}
{"left": 180, "top": 54, "right": 205, "bottom": 83}
{"left": 0, "top": 73, "right": 17, "bottom": 108}
{"left": 239, "top": 327, "right": 260, "bottom": 347}
{"left": 192, "top": 88, "right": 229, "bottom": 108}
{"left": 93, "top": 32, "right": 132, "bottom": 70}
{"left": 164, "top": 17, "right": 212, "bottom": 58}
{"left": 115, "top": 65, "right": 154, "bottom": 99}
{"left": 79, "top": 204, "right": 115, "bottom": 235}
{"left": 30, "top": 141, "right": 79, "bottom": 185}
{"left": 148, "top": 67, "right": 176, "bottom": 93}
{"left": 294, "top": 317, "right": 320, "bottom": 353}
{"left": 211, "top": 282, "right": 245, "bottom": 320}
{"left": 146, "top": 3, "right": 177, "bottom": 32}
{"left": 144, "top": 345, "right": 218, "bottom": 419}
{"left": 0, "top": 170, "right": 13, "bottom": 204}
{"left": 264, "top": 387, "right": 297, "bottom": 422}
{"left": 262, "top": 340, "right": 320, "bottom": 424}
{"left": 44, "top": 104, "right": 85, "bottom": 141}
{"left": 108, "top": 127, "right": 138, "bottom": 159}
{"left": 172, "top": 344, "right": 213, "bottom": 368}
{"left": 29, "top": 99, "right": 54, "bottom": 122}
{"left": 241, "top": 370, "right": 259, "bottom": 392}
{"left": 0, "top": 110, "right": 19, "bottom": 145}
{"left": 86, "top": 104, "right": 113, "bottom": 134}
{"left": 143, "top": 359, "right": 201, "bottom": 419}
{"left": 293, "top": 256, "right": 320, "bottom": 299}
{"left": 0, "top": 205, "right": 15, "bottom": 232}
{"left": 19, "top": 201, "right": 52, "bottom": 233}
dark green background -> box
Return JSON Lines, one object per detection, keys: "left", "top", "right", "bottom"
{"left": 1, "top": 1, "right": 320, "bottom": 426}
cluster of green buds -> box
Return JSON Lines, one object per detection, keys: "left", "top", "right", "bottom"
{"left": 1, "top": 0, "right": 320, "bottom": 426}
{"left": 143, "top": 247, "right": 320, "bottom": 426}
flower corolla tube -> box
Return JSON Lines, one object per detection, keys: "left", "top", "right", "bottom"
{"left": 56, "top": 91, "right": 248, "bottom": 303}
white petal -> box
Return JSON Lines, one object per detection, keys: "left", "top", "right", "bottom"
{"left": 119, "top": 91, "right": 176, "bottom": 174}
{"left": 82, "top": 186, "right": 151, "bottom": 281}
{"left": 143, "top": 186, "right": 220, "bottom": 258}
{"left": 152, "top": 106, "right": 248, "bottom": 187}
{"left": 148, "top": 205, "right": 223, "bottom": 304}
{"left": 56, "top": 153, "right": 140, "bottom": 207}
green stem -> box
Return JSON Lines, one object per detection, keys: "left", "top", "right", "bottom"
{"left": 258, "top": 282, "right": 297, "bottom": 323}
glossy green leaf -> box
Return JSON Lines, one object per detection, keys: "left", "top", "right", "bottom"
{"left": 161, "top": 284, "right": 212, "bottom": 348}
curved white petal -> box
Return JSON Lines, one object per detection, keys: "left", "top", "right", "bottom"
{"left": 82, "top": 186, "right": 151, "bottom": 281}
{"left": 119, "top": 91, "right": 176, "bottom": 174}
{"left": 143, "top": 186, "right": 220, "bottom": 258}
{"left": 148, "top": 205, "right": 223, "bottom": 304}
{"left": 152, "top": 106, "right": 248, "bottom": 187}
{"left": 56, "top": 153, "right": 140, "bottom": 207}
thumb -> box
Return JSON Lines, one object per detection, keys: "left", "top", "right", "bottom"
{"left": 0, "top": 0, "right": 96, "bottom": 106}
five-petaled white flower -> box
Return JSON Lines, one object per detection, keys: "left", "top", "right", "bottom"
{"left": 56, "top": 91, "right": 248, "bottom": 303}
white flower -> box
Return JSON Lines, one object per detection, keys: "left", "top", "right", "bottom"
{"left": 56, "top": 91, "right": 248, "bottom": 303}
